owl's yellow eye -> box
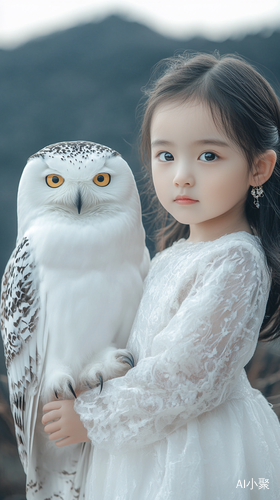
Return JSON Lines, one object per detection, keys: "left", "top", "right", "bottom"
{"left": 46, "top": 174, "right": 64, "bottom": 188}
{"left": 93, "top": 173, "right": 111, "bottom": 187}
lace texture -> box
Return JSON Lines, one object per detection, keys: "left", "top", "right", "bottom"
{"left": 75, "top": 233, "right": 271, "bottom": 455}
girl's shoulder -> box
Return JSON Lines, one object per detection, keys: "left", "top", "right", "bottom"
{"left": 145, "top": 232, "right": 271, "bottom": 299}
{"left": 151, "top": 231, "right": 268, "bottom": 272}
{"left": 194, "top": 231, "right": 266, "bottom": 260}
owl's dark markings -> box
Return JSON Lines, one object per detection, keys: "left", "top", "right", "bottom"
{"left": 28, "top": 141, "right": 120, "bottom": 163}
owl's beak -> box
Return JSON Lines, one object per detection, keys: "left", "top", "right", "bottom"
{"left": 76, "top": 190, "right": 82, "bottom": 214}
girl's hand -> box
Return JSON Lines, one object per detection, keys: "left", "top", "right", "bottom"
{"left": 42, "top": 399, "right": 90, "bottom": 447}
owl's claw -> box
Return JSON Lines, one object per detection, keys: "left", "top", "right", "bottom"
{"left": 85, "top": 375, "right": 103, "bottom": 393}
{"left": 54, "top": 390, "right": 59, "bottom": 399}
{"left": 98, "top": 374, "right": 103, "bottom": 393}
{"left": 120, "top": 353, "right": 134, "bottom": 368}
{"left": 68, "top": 383, "right": 77, "bottom": 399}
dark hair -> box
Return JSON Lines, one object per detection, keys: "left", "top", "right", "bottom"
{"left": 140, "top": 52, "right": 280, "bottom": 342}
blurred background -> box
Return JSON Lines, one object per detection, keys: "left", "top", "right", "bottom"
{"left": 1, "top": 1, "right": 280, "bottom": 498}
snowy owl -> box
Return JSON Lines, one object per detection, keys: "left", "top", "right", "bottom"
{"left": 1, "top": 141, "right": 150, "bottom": 499}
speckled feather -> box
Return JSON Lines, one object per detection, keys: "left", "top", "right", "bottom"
{"left": 1, "top": 236, "right": 41, "bottom": 468}
{"left": 28, "top": 141, "right": 120, "bottom": 162}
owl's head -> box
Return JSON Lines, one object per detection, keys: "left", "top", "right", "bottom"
{"left": 17, "top": 141, "right": 141, "bottom": 239}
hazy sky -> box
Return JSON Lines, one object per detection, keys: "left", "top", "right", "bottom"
{"left": 0, "top": 0, "right": 280, "bottom": 48}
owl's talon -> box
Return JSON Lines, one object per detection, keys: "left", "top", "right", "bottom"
{"left": 120, "top": 353, "right": 134, "bottom": 368}
{"left": 68, "top": 383, "right": 77, "bottom": 399}
{"left": 54, "top": 390, "right": 59, "bottom": 399}
{"left": 98, "top": 374, "right": 103, "bottom": 393}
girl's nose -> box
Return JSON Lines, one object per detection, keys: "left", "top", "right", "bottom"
{"left": 173, "top": 164, "right": 195, "bottom": 187}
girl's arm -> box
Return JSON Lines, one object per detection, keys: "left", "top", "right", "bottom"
{"left": 43, "top": 242, "right": 270, "bottom": 452}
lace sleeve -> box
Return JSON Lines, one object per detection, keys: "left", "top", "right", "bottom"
{"left": 74, "top": 243, "right": 270, "bottom": 454}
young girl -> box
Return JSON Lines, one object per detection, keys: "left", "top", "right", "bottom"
{"left": 42, "top": 53, "right": 280, "bottom": 499}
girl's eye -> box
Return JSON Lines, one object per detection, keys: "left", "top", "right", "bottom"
{"left": 199, "top": 152, "right": 218, "bottom": 162}
{"left": 93, "top": 173, "right": 111, "bottom": 186}
{"left": 46, "top": 174, "right": 64, "bottom": 188}
{"left": 158, "top": 152, "right": 174, "bottom": 162}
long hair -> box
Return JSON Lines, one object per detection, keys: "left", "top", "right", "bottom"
{"left": 140, "top": 52, "right": 280, "bottom": 342}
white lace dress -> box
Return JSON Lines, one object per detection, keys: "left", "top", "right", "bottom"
{"left": 75, "top": 232, "right": 280, "bottom": 500}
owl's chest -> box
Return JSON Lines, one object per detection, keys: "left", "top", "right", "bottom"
{"left": 27, "top": 223, "right": 142, "bottom": 337}
{"left": 25, "top": 223, "right": 126, "bottom": 324}
{"left": 26, "top": 221, "right": 124, "bottom": 271}
{"left": 35, "top": 248, "right": 125, "bottom": 316}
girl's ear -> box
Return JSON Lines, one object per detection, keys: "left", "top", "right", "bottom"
{"left": 250, "top": 149, "right": 277, "bottom": 186}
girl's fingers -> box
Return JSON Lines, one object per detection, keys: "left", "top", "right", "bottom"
{"left": 55, "top": 436, "right": 73, "bottom": 447}
{"left": 48, "top": 429, "right": 68, "bottom": 442}
{"left": 44, "top": 421, "right": 61, "bottom": 434}
{"left": 43, "top": 401, "right": 62, "bottom": 413}
{"left": 42, "top": 409, "right": 61, "bottom": 425}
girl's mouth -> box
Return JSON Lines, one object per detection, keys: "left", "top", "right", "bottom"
{"left": 174, "top": 196, "right": 198, "bottom": 205}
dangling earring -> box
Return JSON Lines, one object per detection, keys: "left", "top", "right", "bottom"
{"left": 251, "top": 185, "right": 264, "bottom": 208}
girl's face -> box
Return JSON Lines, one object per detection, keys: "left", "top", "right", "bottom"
{"left": 150, "top": 99, "right": 254, "bottom": 242}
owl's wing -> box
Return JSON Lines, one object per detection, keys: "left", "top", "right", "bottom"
{"left": 1, "top": 236, "right": 42, "bottom": 471}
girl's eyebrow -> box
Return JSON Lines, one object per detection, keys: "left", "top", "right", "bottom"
{"left": 151, "top": 139, "right": 230, "bottom": 148}
{"left": 194, "top": 139, "right": 230, "bottom": 147}
{"left": 151, "top": 140, "right": 174, "bottom": 148}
